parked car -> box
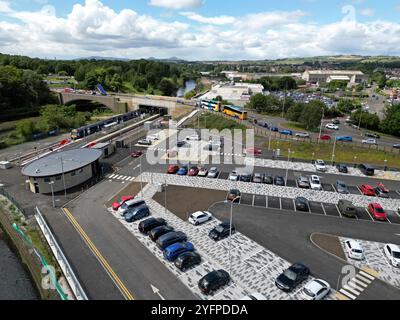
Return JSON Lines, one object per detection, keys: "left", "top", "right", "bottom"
{"left": 275, "top": 263, "right": 310, "bottom": 292}
{"left": 295, "top": 132, "right": 310, "bottom": 138}
{"left": 244, "top": 148, "right": 262, "bottom": 155}
{"left": 325, "top": 123, "right": 339, "bottom": 130}
{"left": 332, "top": 119, "right": 341, "bottom": 125}
{"left": 360, "top": 184, "right": 375, "bottom": 196}
{"left": 274, "top": 176, "right": 286, "bottom": 186}
{"left": 137, "top": 139, "right": 152, "bottom": 146}
{"left": 163, "top": 242, "right": 195, "bottom": 262}
{"left": 365, "top": 133, "right": 380, "bottom": 139}
{"left": 112, "top": 196, "right": 134, "bottom": 211}
{"left": 377, "top": 182, "right": 389, "bottom": 193}
{"left": 124, "top": 205, "right": 150, "bottom": 223}
{"left": 209, "top": 222, "right": 235, "bottom": 241}
{"left": 336, "top": 164, "right": 348, "bottom": 173}
{"left": 309, "top": 175, "right": 322, "bottom": 190}
{"left": 177, "top": 167, "right": 188, "bottom": 176}
{"left": 375, "top": 187, "right": 390, "bottom": 198}
{"left": 315, "top": 159, "right": 327, "bottom": 172}
{"left": 253, "top": 173, "right": 263, "bottom": 183}
{"left": 156, "top": 231, "right": 188, "bottom": 250}
{"left": 362, "top": 139, "right": 377, "bottom": 145}
{"left": 358, "top": 164, "right": 375, "bottom": 176}
{"left": 263, "top": 174, "right": 274, "bottom": 184}
{"left": 188, "top": 211, "right": 213, "bottom": 226}
{"left": 302, "top": 279, "right": 331, "bottom": 300}
{"left": 279, "top": 129, "right": 293, "bottom": 136}
{"left": 197, "top": 167, "right": 208, "bottom": 177}
{"left": 344, "top": 239, "right": 364, "bottom": 260}
{"left": 297, "top": 176, "right": 310, "bottom": 189}
{"left": 295, "top": 197, "right": 309, "bottom": 212}
{"left": 188, "top": 166, "right": 199, "bottom": 176}
{"left": 130, "top": 151, "right": 143, "bottom": 158}
{"left": 368, "top": 203, "right": 388, "bottom": 221}
{"left": 338, "top": 200, "right": 357, "bottom": 218}
{"left": 336, "top": 136, "right": 353, "bottom": 142}
{"left": 118, "top": 198, "right": 146, "bottom": 216}
{"left": 320, "top": 135, "right": 331, "bottom": 141}
{"left": 149, "top": 226, "right": 174, "bottom": 242}
{"left": 227, "top": 189, "right": 241, "bottom": 202}
{"left": 138, "top": 218, "right": 167, "bottom": 234}
{"left": 207, "top": 167, "right": 219, "bottom": 178}
{"left": 228, "top": 171, "right": 239, "bottom": 181}
{"left": 239, "top": 174, "right": 252, "bottom": 182}
{"left": 336, "top": 181, "right": 349, "bottom": 194}
{"left": 270, "top": 127, "right": 279, "bottom": 132}
{"left": 198, "top": 270, "right": 231, "bottom": 295}
{"left": 174, "top": 252, "right": 202, "bottom": 271}
{"left": 384, "top": 244, "right": 400, "bottom": 268}
{"left": 167, "top": 165, "right": 179, "bottom": 174}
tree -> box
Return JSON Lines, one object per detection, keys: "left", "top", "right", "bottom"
{"left": 299, "top": 101, "right": 324, "bottom": 130}
{"left": 338, "top": 99, "right": 359, "bottom": 114}
{"left": 380, "top": 103, "right": 400, "bottom": 136}
{"left": 16, "top": 119, "right": 35, "bottom": 140}
{"left": 246, "top": 93, "right": 267, "bottom": 112}
{"left": 286, "top": 103, "right": 304, "bottom": 122}
{"left": 350, "top": 109, "right": 380, "bottom": 131}
{"left": 158, "top": 78, "right": 177, "bottom": 96}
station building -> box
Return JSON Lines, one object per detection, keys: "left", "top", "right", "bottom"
{"left": 21, "top": 149, "right": 102, "bottom": 194}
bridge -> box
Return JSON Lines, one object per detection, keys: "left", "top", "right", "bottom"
{"left": 56, "top": 91, "right": 196, "bottom": 114}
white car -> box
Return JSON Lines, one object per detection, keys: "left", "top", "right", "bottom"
{"left": 302, "top": 279, "right": 331, "bottom": 300}
{"left": 188, "top": 211, "right": 213, "bottom": 226}
{"left": 315, "top": 159, "right": 327, "bottom": 172}
{"left": 240, "top": 293, "right": 267, "bottom": 300}
{"left": 186, "top": 135, "right": 200, "bottom": 141}
{"left": 362, "top": 139, "right": 377, "bottom": 145}
{"left": 309, "top": 175, "right": 322, "bottom": 190}
{"left": 229, "top": 171, "right": 239, "bottom": 181}
{"left": 326, "top": 123, "right": 339, "bottom": 130}
{"left": 197, "top": 167, "right": 208, "bottom": 177}
{"left": 147, "top": 134, "right": 160, "bottom": 141}
{"left": 344, "top": 239, "right": 364, "bottom": 260}
{"left": 384, "top": 244, "right": 400, "bottom": 267}
{"left": 207, "top": 167, "right": 219, "bottom": 178}
{"left": 295, "top": 132, "right": 310, "bottom": 138}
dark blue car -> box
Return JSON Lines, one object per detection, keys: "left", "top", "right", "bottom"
{"left": 124, "top": 206, "right": 150, "bottom": 223}
{"left": 163, "top": 242, "right": 195, "bottom": 262}
{"left": 279, "top": 129, "right": 293, "bottom": 136}
{"left": 336, "top": 136, "right": 353, "bottom": 142}
{"left": 177, "top": 167, "right": 188, "bottom": 176}
{"left": 270, "top": 127, "right": 279, "bottom": 132}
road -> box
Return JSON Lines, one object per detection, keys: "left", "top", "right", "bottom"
{"left": 209, "top": 202, "right": 400, "bottom": 300}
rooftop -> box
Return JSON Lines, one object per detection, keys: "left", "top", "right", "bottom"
{"left": 21, "top": 148, "right": 102, "bottom": 177}
{"left": 305, "top": 70, "right": 364, "bottom": 75}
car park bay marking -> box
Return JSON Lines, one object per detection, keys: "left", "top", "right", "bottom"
{"left": 364, "top": 208, "right": 375, "bottom": 221}
{"left": 62, "top": 208, "right": 134, "bottom": 300}
{"left": 335, "top": 205, "right": 343, "bottom": 218}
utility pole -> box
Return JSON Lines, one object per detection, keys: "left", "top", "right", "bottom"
{"left": 331, "top": 134, "right": 337, "bottom": 165}
{"left": 318, "top": 107, "right": 325, "bottom": 143}
{"left": 49, "top": 181, "right": 55, "bottom": 208}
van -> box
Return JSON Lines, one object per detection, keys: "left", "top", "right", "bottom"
{"left": 338, "top": 200, "right": 357, "bottom": 218}
{"left": 358, "top": 164, "right": 375, "bottom": 176}
{"left": 118, "top": 198, "right": 146, "bottom": 216}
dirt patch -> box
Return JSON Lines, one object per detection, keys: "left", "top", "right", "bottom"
{"left": 311, "top": 233, "right": 347, "bottom": 261}
{"left": 171, "top": 105, "right": 194, "bottom": 121}
{"left": 153, "top": 185, "right": 227, "bottom": 221}
{"left": 105, "top": 181, "right": 147, "bottom": 208}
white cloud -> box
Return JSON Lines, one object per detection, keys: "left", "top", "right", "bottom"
{"left": 360, "top": 8, "right": 375, "bottom": 17}
{"left": 180, "top": 12, "right": 236, "bottom": 25}
{"left": 149, "top": 0, "right": 203, "bottom": 10}
{"left": 0, "top": 0, "right": 12, "bottom": 13}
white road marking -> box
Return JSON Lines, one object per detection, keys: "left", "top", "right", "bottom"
{"left": 359, "top": 271, "right": 375, "bottom": 281}
{"left": 343, "top": 285, "right": 361, "bottom": 296}
{"left": 339, "top": 289, "right": 357, "bottom": 300}
{"left": 336, "top": 205, "right": 343, "bottom": 218}
{"left": 355, "top": 274, "right": 372, "bottom": 284}
{"left": 364, "top": 208, "right": 375, "bottom": 221}
{"left": 347, "top": 281, "right": 365, "bottom": 292}
{"left": 352, "top": 278, "right": 369, "bottom": 288}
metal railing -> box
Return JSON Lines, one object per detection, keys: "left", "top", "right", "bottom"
{"left": 34, "top": 207, "right": 88, "bottom": 300}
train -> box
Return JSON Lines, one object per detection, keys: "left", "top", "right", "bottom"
{"left": 71, "top": 110, "right": 140, "bottom": 140}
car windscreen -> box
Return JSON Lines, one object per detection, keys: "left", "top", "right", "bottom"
{"left": 303, "top": 288, "right": 315, "bottom": 298}
{"left": 215, "top": 225, "right": 226, "bottom": 233}
{"left": 375, "top": 207, "right": 385, "bottom": 213}
{"left": 283, "top": 270, "right": 297, "bottom": 280}
{"left": 120, "top": 203, "right": 128, "bottom": 210}
{"left": 352, "top": 249, "right": 363, "bottom": 254}
{"left": 392, "top": 251, "right": 400, "bottom": 259}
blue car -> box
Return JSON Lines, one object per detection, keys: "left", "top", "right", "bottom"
{"left": 177, "top": 167, "right": 188, "bottom": 176}
{"left": 163, "top": 242, "right": 195, "bottom": 262}
{"left": 279, "top": 130, "right": 293, "bottom": 136}
{"left": 336, "top": 136, "right": 353, "bottom": 142}
{"left": 270, "top": 127, "right": 279, "bottom": 132}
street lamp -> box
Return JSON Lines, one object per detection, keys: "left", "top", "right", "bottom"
{"left": 285, "top": 149, "right": 291, "bottom": 183}
{"left": 318, "top": 108, "right": 325, "bottom": 143}
{"left": 49, "top": 181, "right": 55, "bottom": 208}
{"left": 228, "top": 196, "right": 240, "bottom": 276}
{"left": 384, "top": 159, "right": 388, "bottom": 171}
{"left": 331, "top": 134, "right": 337, "bottom": 165}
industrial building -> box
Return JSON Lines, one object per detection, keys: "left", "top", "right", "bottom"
{"left": 198, "top": 82, "right": 264, "bottom": 103}
{"left": 302, "top": 70, "right": 368, "bottom": 85}
{"left": 21, "top": 149, "right": 103, "bottom": 194}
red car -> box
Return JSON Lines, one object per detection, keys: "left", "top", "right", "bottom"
{"left": 131, "top": 151, "right": 143, "bottom": 158}
{"left": 112, "top": 196, "right": 134, "bottom": 211}
{"left": 377, "top": 183, "right": 389, "bottom": 193}
{"left": 320, "top": 135, "right": 331, "bottom": 141}
{"left": 360, "top": 184, "right": 375, "bottom": 196}
{"left": 368, "top": 203, "right": 388, "bottom": 221}
{"left": 188, "top": 166, "right": 199, "bottom": 176}
{"left": 245, "top": 148, "right": 262, "bottom": 155}
{"left": 167, "top": 165, "right": 179, "bottom": 174}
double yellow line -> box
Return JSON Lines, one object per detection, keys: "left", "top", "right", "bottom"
{"left": 63, "top": 208, "right": 134, "bottom": 300}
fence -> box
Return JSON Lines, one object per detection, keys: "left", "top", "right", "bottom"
{"left": 34, "top": 207, "right": 88, "bottom": 300}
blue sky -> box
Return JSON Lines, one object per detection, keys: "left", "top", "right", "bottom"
{"left": 1, "top": 0, "right": 400, "bottom": 60}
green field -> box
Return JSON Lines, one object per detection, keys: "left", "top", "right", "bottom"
{"left": 188, "top": 112, "right": 247, "bottom": 131}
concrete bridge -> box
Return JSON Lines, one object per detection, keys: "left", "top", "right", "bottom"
{"left": 57, "top": 91, "right": 196, "bottom": 114}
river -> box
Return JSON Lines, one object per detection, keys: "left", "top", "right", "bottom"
{"left": 0, "top": 235, "right": 39, "bottom": 300}
{"left": 177, "top": 79, "right": 196, "bottom": 98}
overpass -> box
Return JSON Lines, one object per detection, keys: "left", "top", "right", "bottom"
{"left": 57, "top": 91, "right": 196, "bottom": 114}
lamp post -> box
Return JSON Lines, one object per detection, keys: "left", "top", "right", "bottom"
{"left": 139, "top": 155, "right": 143, "bottom": 198}
{"left": 49, "top": 181, "right": 55, "bottom": 208}
{"left": 318, "top": 108, "right": 325, "bottom": 143}
{"left": 164, "top": 177, "right": 167, "bottom": 216}
{"left": 312, "top": 152, "right": 315, "bottom": 163}
{"left": 384, "top": 159, "right": 388, "bottom": 171}
{"left": 331, "top": 134, "right": 337, "bottom": 165}
{"left": 228, "top": 196, "right": 240, "bottom": 276}
{"left": 353, "top": 156, "right": 358, "bottom": 168}
{"left": 285, "top": 149, "right": 291, "bottom": 184}
{"left": 60, "top": 156, "right": 67, "bottom": 199}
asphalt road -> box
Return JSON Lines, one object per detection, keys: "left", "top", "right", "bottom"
{"left": 209, "top": 202, "right": 400, "bottom": 300}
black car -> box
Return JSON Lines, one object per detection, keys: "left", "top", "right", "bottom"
{"left": 374, "top": 187, "right": 390, "bottom": 198}
{"left": 274, "top": 176, "right": 286, "bottom": 186}
{"left": 275, "top": 263, "right": 310, "bottom": 292}
{"left": 149, "top": 226, "right": 175, "bottom": 242}
{"left": 332, "top": 119, "right": 340, "bottom": 125}
{"left": 393, "top": 144, "right": 400, "bottom": 150}
{"left": 336, "top": 164, "right": 348, "bottom": 173}
{"left": 156, "top": 231, "right": 187, "bottom": 250}
{"left": 239, "top": 174, "right": 252, "bottom": 182}
{"left": 295, "top": 197, "right": 309, "bottom": 212}
{"left": 263, "top": 174, "right": 274, "bottom": 184}
{"left": 124, "top": 206, "right": 150, "bottom": 223}
{"left": 358, "top": 164, "right": 375, "bottom": 176}
{"left": 198, "top": 270, "right": 230, "bottom": 295}
{"left": 174, "top": 252, "right": 202, "bottom": 271}
{"left": 209, "top": 222, "right": 235, "bottom": 241}
{"left": 138, "top": 218, "right": 167, "bottom": 234}
{"left": 365, "top": 132, "right": 380, "bottom": 139}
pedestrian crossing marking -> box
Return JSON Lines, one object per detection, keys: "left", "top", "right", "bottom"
{"left": 338, "top": 270, "right": 376, "bottom": 300}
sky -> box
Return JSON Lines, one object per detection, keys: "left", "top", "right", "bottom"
{"left": 1, "top": 0, "right": 400, "bottom": 60}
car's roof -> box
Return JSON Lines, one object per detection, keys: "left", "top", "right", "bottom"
{"left": 191, "top": 211, "right": 210, "bottom": 218}
{"left": 305, "top": 279, "right": 329, "bottom": 293}
{"left": 346, "top": 239, "right": 362, "bottom": 249}
{"left": 125, "top": 198, "right": 145, "bottom": 206}
{"left": 387, "top": 244, "right": 400, "bottom": 251}
{"left": 310, "top": 175, "right": 320, "bottom": 180}
{"left": 290, "top": 263, "right": 308, "bottom": 271}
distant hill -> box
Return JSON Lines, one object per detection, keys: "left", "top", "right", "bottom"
{"left": 76, "top": 56, "right": 130, "bottom": 61}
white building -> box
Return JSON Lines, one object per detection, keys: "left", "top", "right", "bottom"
{"left": 302, "top": 70, "right": 368, "bottom": 85}
{"left": 198, "top": 82, "right": 264, "bottom": 103}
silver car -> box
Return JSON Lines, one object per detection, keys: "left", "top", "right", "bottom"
{"left": 207, "top": 167, "right": 219, "bottom": 178}
{"left": 336, "top": 180, "right": 349, "bottom": 194}
{"left": 297, "top": 176, "right": 310, "bottom": 189}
